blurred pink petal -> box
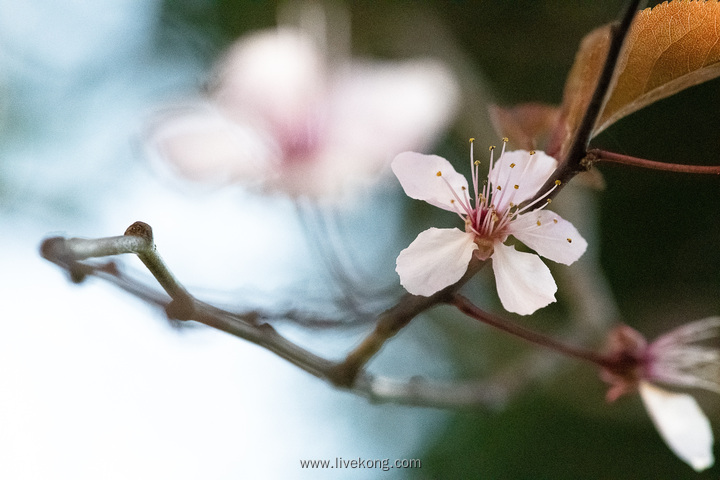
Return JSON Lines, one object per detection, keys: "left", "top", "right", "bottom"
{"left": 602, "top": 319, "right": 720, "bottom": 471}
{"left": 148, "top": 26, "right": 459, "bottom": 200}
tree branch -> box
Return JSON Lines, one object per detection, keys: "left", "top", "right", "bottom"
{"left": 451, "top": 294, "right": 614, "bottom": 370}
{"left": 330, "top": 259, "right": 485, "bottom": 386}
{"left": 40, "top": 221, "right": 518, "bottom": 408}
{"left": 528, "top": 0, "right": 643, "bottom": 205}
{"left": 587, "top": 148, "right": 720, "bottom": 175}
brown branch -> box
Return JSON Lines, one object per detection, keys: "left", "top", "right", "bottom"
{"left": 40, "top": 219, "right": 627, "bottom": 407}
{"left": 330, "top": 259, "right": 485, "bottom": 386}
{"left": 451, "top": 294, "right": 613, "bottom": 370}
{"left": 39, "top": 221, "right": 509, "bottom": 408}
{"left": 528, "top": 0, "right": 644, "bottom": 205}
{"left": 587, "top": 148, "right": 720, "bottom": 175}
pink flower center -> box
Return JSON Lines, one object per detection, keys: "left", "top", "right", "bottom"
{"left": 275, "top": 108, "right": 325, "bottom": 164}
{"left": 436, "top": 139, "right": 559, "bottom": 258}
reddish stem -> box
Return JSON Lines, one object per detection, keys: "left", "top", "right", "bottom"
{"left": 589, "top": 148, "right": 720, "bottom": 175}
{"left": 451, "top": 294, "right": 614, "bottom": 370}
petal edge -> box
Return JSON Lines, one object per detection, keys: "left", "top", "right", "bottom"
{"left": 392, "top": 152, "right": 469, "bottom": 212}
{"left": 396, "top": 227, "right": 477, "bottom": 296}
{"left": 491, "top": 242, "right": 557, "bottom": 315}
{"left": 639, "top": 381, "right": 715, "bottom": 472}
{"left": 508, "top": 210, "right": 587, "bottom": 265}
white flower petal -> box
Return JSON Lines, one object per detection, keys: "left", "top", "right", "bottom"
{"left": 396, "top": 228, "right": 477, "bottom": 296}
{"left": 507, "top": 210, "right": 587, "bottom": 265}
{"left": 392, "top": 152, "right": 469, "bottom": 212}
{"left": 489, "top": 150, "right": 557, "bottom": 210}
{"left": 639, "top": 381, "right": 714, "bottom": 472}
{"left": 491, "top": 242, "right": 557, "bottom": 315}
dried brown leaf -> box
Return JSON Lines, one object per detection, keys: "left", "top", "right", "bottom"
{"left": 597, "top": 0, "right": 720, "bottom": 134}
{"left": 548, "top": 26, "right": 611, "bottom": 160}
{"left": 549, "top": 1, "right": 720, "bottom": 159}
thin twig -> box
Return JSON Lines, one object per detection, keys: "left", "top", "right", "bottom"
{"left": 352, "top": 373, "right": 508, "bottom": 408}
{"left": 587, "top": 148, "right": 720, "bottom": 175}
{"left": 451, "top": 294, "right": 613, "bottom": 370}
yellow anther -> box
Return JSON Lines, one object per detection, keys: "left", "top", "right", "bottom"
{"left": 514, "top": 185, "right": 519, "bottom": 189}
{"left": 451, "top": 199, "right": 455, "bottom": 203}
{"left": 496, "top": 186, "right": 502, "bottom": 191}
{"left": 489, "top": 145, "right": 496, "bottom": 151}
{"left": 555, "top": 179, "right": 561, "bottom": 186}
{"left": 436, "top": 171, "right": 442, "bottom": 177}
{"left": 546, "top": 198, "right": 552, "bottom": 204}
{"left": 509, "top": 202, "right": 515, "bottom": 207}
{"left": 537, "top": 220, "right": 542, "bottom": 226}
{"left": 469, "top": 137, "right": 475, "bottom": 143}
{"left": 529, "top": 150, "right": 536, "bottom": 155}
{"left": 502, "top": 137, "right": 509, "bottom": 143}
{"left": 474, "top": 160, "right": 481, "bottom": 166}
{"left": 553, "top": 219, "right": 558, "bottom": 224}
{"left": 567, "top": 238, "right": 572, "bottom": 243}
{"left": 461, "top": 186, "right": 467, "bottom": 190}
{"left": 510, "top": 163, "right": 516, "bottom": 168}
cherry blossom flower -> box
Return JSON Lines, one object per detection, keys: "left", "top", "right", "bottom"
{"left": 147, "top": 26, "right": 458, "bottom": 200}
{"left": 392, "top": 140, "right": 587, "bottom": 314}
{"left": 602, "top": 318, "right": 720, "bottom": 471}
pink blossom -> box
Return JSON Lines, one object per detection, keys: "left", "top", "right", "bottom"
{"left": 392, "top": 140, "right": 587, "bottom": 314}
{"left": 602, "top": 318, "right": 720, "bottom": 471}
{"left": 148, "top": 27, "right": 458, "bottom": 200}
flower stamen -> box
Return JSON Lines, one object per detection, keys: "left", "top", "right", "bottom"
{"left": 515, "top": 182, "right": 559, "bottom": 215}
{"left": 438, "top": 174, "right": 474, "bottom": 218}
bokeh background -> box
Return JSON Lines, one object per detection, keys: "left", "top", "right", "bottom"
{"left": 2, "top": 1, "right": 720, "bottom": 479}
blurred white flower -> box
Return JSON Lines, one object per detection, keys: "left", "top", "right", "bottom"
{"left": 392, "top": 141, "right": 586, "bottom": 314}
{"left": 602, "top": 319, "right": 720, "bottom": 472}
{"left": 148, "top": 26, "right": 458, "bottom": 200}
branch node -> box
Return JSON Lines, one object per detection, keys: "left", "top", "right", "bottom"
{"left": 327, "top": 363, "right": 357, "bottom": 388}
{"left": 124, "top": 221, "right": 154, "bottom": 244}
{"left": 99, "top": 260, "right": 121, "bottom": 277}
{"left": 165, "top": 298, "right": 195, "bottom": 321}
{"left": 40, "top": 237, "right": 86, "bottom": 283}
{"left": 40, "top": 236, "right": 71, "bottom": 263}
{"left": 580, "top": 151, "right": 598, "bottom": 171}
{"left": 69, "top": 266, "right": 88, "bottom": 284}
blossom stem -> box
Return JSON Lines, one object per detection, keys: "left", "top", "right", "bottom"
{"left": 452, "top": 294, "right": 614, "bottom": 369}
{"left": 587, "top": 148, "right": 720, "bottom": 175}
